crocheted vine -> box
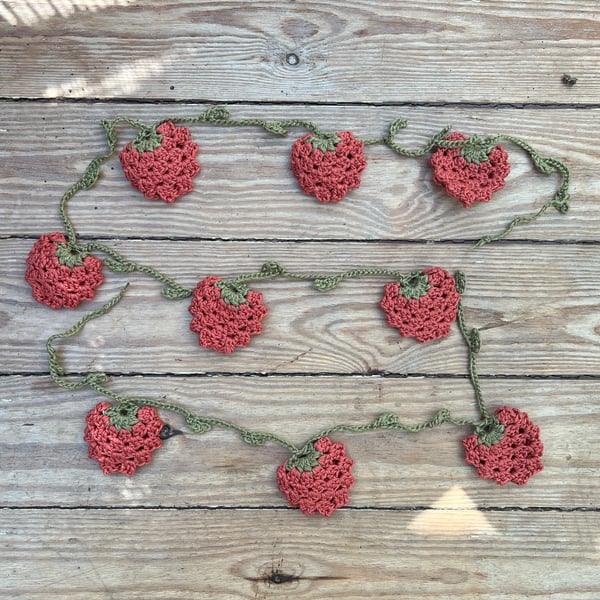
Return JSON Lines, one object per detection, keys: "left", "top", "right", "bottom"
{"left": 45, "top": 269, "right": 544, "bottom": 517}
{"left": 25, "top": 105, "right": 554, "bottom": 517}
{"left": 24, "top": 106, "right": 571, "bottom": 309}
{"left": 25, "top": 108, "right": 570, "bottom": 277}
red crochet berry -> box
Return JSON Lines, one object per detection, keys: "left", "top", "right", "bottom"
{"left": 290, "top": 130, "right": 367, "bottom": 203}
{"left": 430, "top": 132, "right": 510, "bottom": 207}
{"left": 188, "top": 275, "right": 269, "bottom": 354}
{"left": 119, "top": 121, "right": 200, "bottom": 203}
{"left": 276, "top": 437, "right": 355, "bottom": 517}
{"left": 380, "top": 267, "right": 460, "bottom": 343}
{"left": 25, "top": 232, "right": 104, "bottom": 309}
{"left": 84, "top": 401, "right": 165, "bottom": 475}
{"left": 462, "top": 406, "right": 544, "bottom": 486}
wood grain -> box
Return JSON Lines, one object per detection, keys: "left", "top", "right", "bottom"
{"left": 1, "top": 0, "right": 599, "bottom": 104}
{"left": 0, "top": 375, "right": 597, "bottom": 509}
{"left": 1, "top": 0, "right": 598, "bottom": 597}
{"left": 1, "top": 508, "right": 598, "bottom": 599}
{"left": 3, "top": 239, "right": 599, "bottom": 375}
{"left": 0, "top": 102, "right": 595, "bottom": 241}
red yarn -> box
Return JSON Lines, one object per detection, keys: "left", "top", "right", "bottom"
{"left": 462, "top": 406, "right": 544, "bottom": 486}
{"left": 290, "top": 131, "right": 367, "bottom": 203}
{"left": 25, "top": 232, "right": 104, "bottom": 309}
{"left": 430, "top": 132, "right": 510, "bottom": 207}
{"left": 188, "top": 275, "right": 269, "bottom": 354}
{"left": 84, "top": 401, "right": 164, "bottom": 475}
{"left": 379, "top": 267, "right": 460, "bottom": 343}
{"left": 276, "top": 437, "right": 355, "bottom": 517}
{"left": 119, "top": 121, "right": 200, "bottom": 203}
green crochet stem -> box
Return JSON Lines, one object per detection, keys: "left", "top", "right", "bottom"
{"left": 456, "top": 299, "right": 489, "bottom": 421}
{"left": 171, "top": 107, "right": 571, "bottom": 246}
{"left": 55, "top": 106, "right": 570, "bottom": 269}
{"left": 226, "top": 261, "right": 423, "bottom": 293}
{"left": 56, "top": 116, "right": 192, "bottom": 300}
{"left": 168, "top": 105, "right": 328, "bottom": 138}
{"left": 59, "top": 116, "right": 145, "bottom": 245}
{"left": 46, "top": 277, "right": 492, "bottom": 459}
{"left": 83, "top": 241, "right": 192, "bottom": 300}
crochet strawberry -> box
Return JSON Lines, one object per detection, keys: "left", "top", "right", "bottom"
{"left": 25, "top": 232, "right": 104, "bottom": 309}
{"left": 290, "top": 130, "right": 367, "bottom": 203}
{"left": 119, "top": 121, "right": 200, "bottom": 203}
{"left": 276, "top": 437, "right": 355, "bottom": 517}
{"left": 462, "top": 406, "right": 544, "bottom": 486}
{"left": 379, "top": 267, "right": 460, "bottom": 343}
{"left": 188, "top": 275, "right": 269, "bottom": 353}
{"left": 84, "top": 401, "right": 165, "bottom": 475}
{"left": 430, "top": 132, "right": 510, "bottom": 207}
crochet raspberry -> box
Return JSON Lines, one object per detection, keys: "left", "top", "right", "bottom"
{"left": 188, "top": 275, "right": 269, "bottom": 354}
{"left": 25, "top": 232, "right": 104, "bottom": 309}
{"left": 290, "top": 131, "right": 367, "bottom": 203}
{"left": 276, "top": 437, "right": 355, "bottom": 517}
{"left": 379, "top": 267, "right": 460, "bottom": 343}
{"left": 462, "top": 406, "right": 544, "bottom": 486}
{"left": 84, "top": 401, "right": 165, "bottom": 475}
{"left": 430, "top": 132, "right": 510, "bottom": 207}
{"left": 119, "top": 121, "right": 200, "bottom": 203}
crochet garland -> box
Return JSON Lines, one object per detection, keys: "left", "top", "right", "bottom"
{"left": 25, "top": 106, "right": 563, "bottom": 517}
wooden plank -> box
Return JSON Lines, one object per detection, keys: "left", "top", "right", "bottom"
{"left": 1, "top": 1, "right": 599, "bottom": 104}
{"left": 3, "top": 239, "right": 599, "bottom": 375}
{"left": 0, "top": 102, "right": 595, "bottom": 241}
{"left": 0, "top": 375, "right": 597, "bottom": 508}
{"left": 1, "top": 508, "right": 598, "bottom": 599}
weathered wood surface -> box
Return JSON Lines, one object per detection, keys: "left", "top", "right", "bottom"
{"left": 1, "top": 0, "right": 599, "bottom": 598}
{"left": 1, "top": 0, "right": 599, "bottom": 104}
{"left": 1, "top": 375, "right": 598, "bottom": 508}
{"left": 0, "top": 102, "right": 595, "bottom": 241}
{"left": 3, "top": 240, "right": 599, "bottom": 375}
{"left": 1, "top": 509, "right": 599, "bottom": 599}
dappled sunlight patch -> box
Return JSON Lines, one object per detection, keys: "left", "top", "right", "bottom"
{"left": 44, "top": 53, "right": 178, "bottom": 98}
{"left": 408, "top": 486, "right": 498, "bottom": 537}
{"left": 0, "top": 0, "right": 136, "bottom": 26}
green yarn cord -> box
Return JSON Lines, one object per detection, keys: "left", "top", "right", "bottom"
{"left": 435, "top": 133, "right": 570, "bottom": 247}
{"left": 84, "top": 242, "right": 193, "bottom": 300}
{"left": 227, "top": 261, "right": 418, "bottom": 292}
{"left": 45, "top": 271, "right": 496, "bottom": 458}
{"left": 56, "top": 116, "right": 193, "bottom": 298}
{"left": 54, "top": 105, "right": 570, "bottom": 265}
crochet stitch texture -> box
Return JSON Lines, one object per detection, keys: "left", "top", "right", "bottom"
{"left": 380, "top": 267, "right": 460, "bottom": 343}
{"left": 430, "top": 132, "right": 511, "bottom": 207}
{"left": 119, "top": 121, "right": 201, "bottom": 203}
{"left": 84, "top": 402, "right": 165, "bottom": 475}
{"left": 290, "top": 131, "right": 367, "bottom": 203}
{"left": 462, "top": 406, "right": 544, "bottom": 485}
{"left": 276, "top": 437, "right": 355, "bottom": 517}
{"left": 25, "top": 232, "right": 104, "bottom": 309}
{"left": 27, "top": 105, "right": 567, "bottom": 516}
{"left": 188, "top": 275, "right": 269, "bottom": 353}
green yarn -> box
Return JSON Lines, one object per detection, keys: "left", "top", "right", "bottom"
{"left": 215, "top": 280, "right": 250, "bottom": 307}
{"left": 287, "top": 443, "right": 323, "bottom": 473}
{"left": 54, "top": 105, "right": 571, "bottom": 255}
{"left": 41, "top": 104, "right": 571, "bottom": 467}
{"left": 397, "top": 271, "right": 431, "bottom": 300}
{"left": 226, "top": 262, "right": 420, "bottom": 294}
{"left": 459, "top": 135, "right": 496, "bottom": 165}
{"left": 54, "top": 242, "right": 87, "bottom": 268}
{"left": 103, "top": 402, "right": 140, "bottom": 431}
{"left": 456, "top": 298, "right": 489, "bottom": 422}
{"left": 46, "top": 273, "right": 495, "bottom": 459}
{"left": 130, "top": 126, "right": 164, "bottom": 153}
{"left": 304, "top": 132, "right": 342, "bottom": 153}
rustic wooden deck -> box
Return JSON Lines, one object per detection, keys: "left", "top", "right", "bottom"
{"left": 1, "top": 1, "right": 599, "bottom": 598}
